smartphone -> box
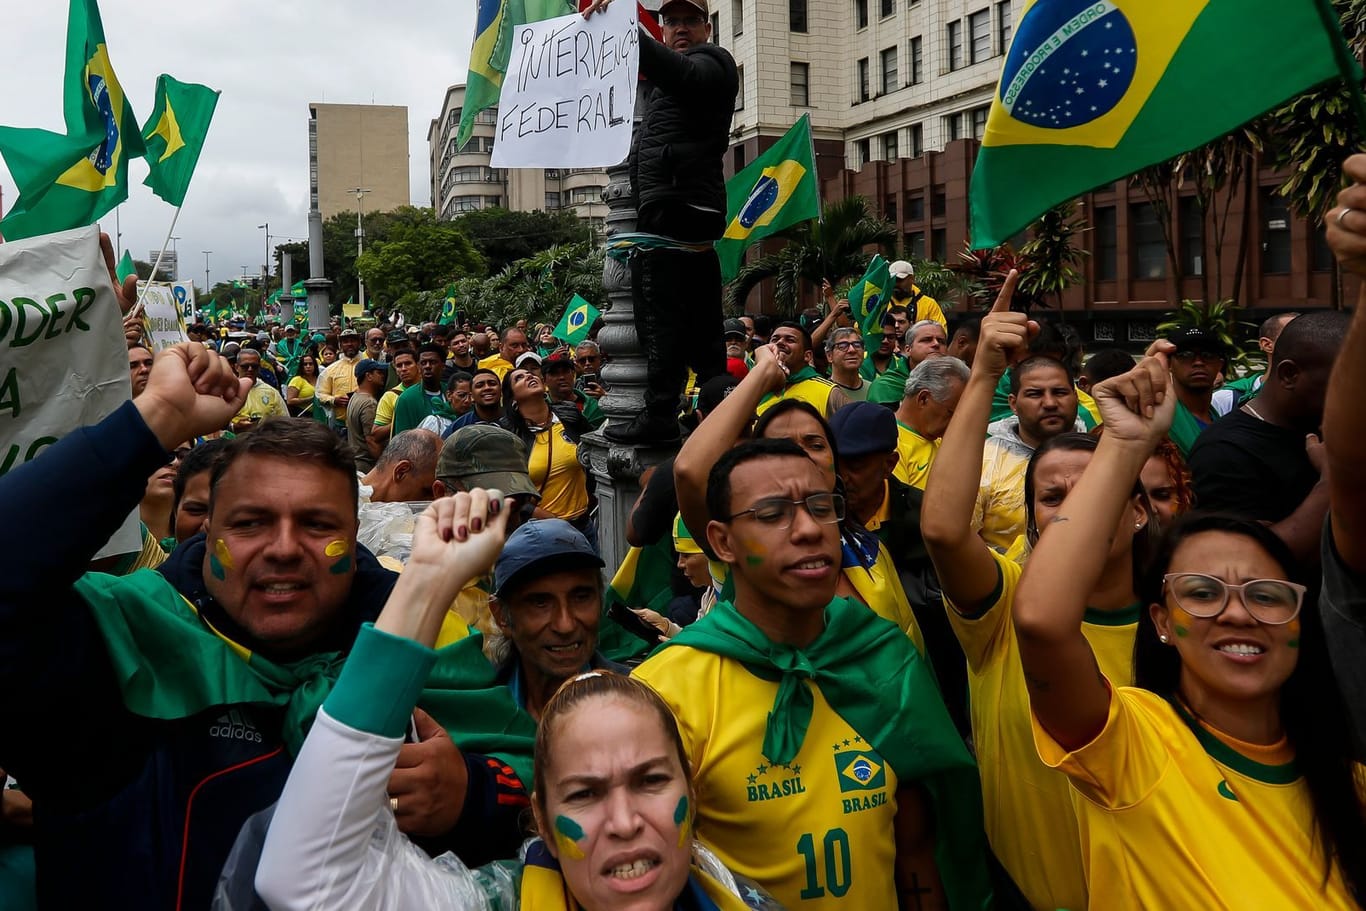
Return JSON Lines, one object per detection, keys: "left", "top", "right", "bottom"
{"left": 580, "top": 372, "right": 599, "bottom": 387}
{"left": 608, "top": 602, "right": 665, "bottom": 645}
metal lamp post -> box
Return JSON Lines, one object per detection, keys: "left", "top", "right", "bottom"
{"left": 351, "top": 188, "right": 371, "bottom": 312}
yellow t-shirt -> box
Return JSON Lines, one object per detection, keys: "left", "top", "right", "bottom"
{"left": 1035, "top": 687, "right": 1356, "bottom": 910}
{"left": 287, "top": 375, "right": 315, "bottom": 405}
{"left": 944, "top": 547, "right": 1137, "bottom": 911}
{"left": 756, "top": 375, "right": 839, "bottom": 420}
{"left": 842, "top": 543, "right": 926, "bottom": 657}
{"left": 478, "top": 353, "right": 515, "bottom": 381}
{"left": 893, "top": 422, "right": 937, "bottom": 488}
{"left": 973, "top": 436, "right": 1030, "bottom": 552}
{"left": 903, "top": 288, "right": 947, "bottom": 330}
{"left": 373, "top": 384, "right": 408, "bottom": 428}
{"left": 635, "top": 646, "right": 899, "bottom": 911}
{"left": 233, "top": 379, "right": 288, "bottom": 424}
{"left": 527, "top": 418, "right": 588, "bottom": 521}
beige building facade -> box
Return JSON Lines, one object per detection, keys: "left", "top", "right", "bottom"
{"left": 428, "top": 85, "right": 609, "bottom": 233}
{"left": 308, "top": 103, "right": 411, "bottom": 219}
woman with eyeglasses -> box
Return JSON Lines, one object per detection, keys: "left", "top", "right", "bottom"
{"left": 1013, "top": 349, "right": 1366, "bottom": 908}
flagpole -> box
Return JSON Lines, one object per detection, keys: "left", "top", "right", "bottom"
{"left": 128, "top": 204, "right": 182, "bottom": 319}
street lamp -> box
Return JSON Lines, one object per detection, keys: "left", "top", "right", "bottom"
{"left": 351, "top": 188, "right": 371, "bottom": 312}
{"left": 258, "top": 223, "right": 271, "bottom": 313}
{"left": 202, "top": 250, "right": 212, "bottom": 297}
{"left": 169, "top": 235, "right": 182, "bottom": 282}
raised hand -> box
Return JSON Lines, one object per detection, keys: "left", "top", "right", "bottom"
{"left": 100, "top": 233, "right": 139, "bottom": 315}
{"left": 973, "top": 270, "right": 1037, "bottom": 379}
{"left": 1090, "top": 342, "right": 1177, "bottom": 447}
{"left": 408, "top": 489, "right": 513, "bottom": 583}
{"left": 1327, "top": 154, "right": 1366, "bottom": 276}
{"left": 751, "top": 341, "right": 789, "bottom": 392}
{"left": 133, "top": 343, "right": 250, "bottom": 450}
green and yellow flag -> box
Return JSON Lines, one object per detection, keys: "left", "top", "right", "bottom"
{"left": 716, "top": 114, "right": 821, "bottom": 282}
{"left": 552, "top": 293, "right": 601, "bottom": 346}
{"left": 848, "top": 254, "right": 893, "bottom": 341}
{"left": 439, "top": 284, "right": 459, "bottom": 325}
{"left": 970, "top": 0, "right": 1352, "bottom": 248}
{"left": 0, "top": 0, "right": 144, "bottom": 240}
{"left": 141, "top": 75, "right": 219, "bottom": 207}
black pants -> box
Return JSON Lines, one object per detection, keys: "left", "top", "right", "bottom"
{"left": 632, "top": 203, "right": 726, "bottom": 417}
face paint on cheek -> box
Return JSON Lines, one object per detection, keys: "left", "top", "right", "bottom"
{"left": 324, "top": 539, "right": 352, "bottom": 575}
{"left": 1285, "top": 618, "right": 1301, "bottom": 649}
{"left": 553, "top": 814, "right": 587, "bottom": 861}
{"left": 209, "top": 539, "right": 234, "bottom": 581}
{"left": 674, "top": 795, "right": 691, "bottom": 848}
{"left": 741, "top": 538, "right": 766, "bottom": 567}
{"left": 1171, "top": 606, "right": 1193, "bottom": 638}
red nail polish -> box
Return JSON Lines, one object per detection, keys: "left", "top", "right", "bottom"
{"left": 456, "top": 525, "right": 467, "bottom": 541}
{"left": 472, "top": 518, "right": 483, "bottom": 532}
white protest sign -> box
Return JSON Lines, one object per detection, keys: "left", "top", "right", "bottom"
{"left": 491, "top": 0, "right": 639, "bottom": 168}
{"left": 0, "top": 225, "right": 140, "bottom": 557}
{"left": 138, "top": 282, "right": 190, "bottom": 352}
{"left": 173, "top": 281, "right": 196, "bottom": 321}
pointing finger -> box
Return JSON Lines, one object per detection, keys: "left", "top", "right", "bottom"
{"left": 990, "top": 270, "right": 1020, "bottom": 314}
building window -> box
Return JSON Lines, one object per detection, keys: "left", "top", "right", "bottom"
{"left": 931, "top": 228, "right": 947, "bottom": 261}
{"left": 855, "top": 138, "right": 871, "bottom": 168}
{"left": 906, "top": 231, "right": 926, "bottom": 258}
{"left": 857, "top": 58, "right": 870, "bottom": 102}
{"left": 452, "top": 196, "right": 482, "bottom": 213}
{"left": 997, "top": 1, "right": 1012, "bottom": 52}
{"left": 968, "top": 8, "right": 991, "bottom": 63}
{"left": 736, "top": 65, "right": 745, "bottom": 110}
{"left": 880, "top": 47, "right": 898, "bottom": 95}
{"left": 1179, "top": 196, "right": 1204, "bottom": 276}
{"left": 790, "top": 0, "right": 807, "bottom": 32}
{"left": 931, "top": 186, "right": 947, "bottom": 217}
{"left": 885, "top": 193, "right": 897, "bottom": 221}
{"left": 544, "top": 192, "right": 560, "bottom": 210}
{"left": 880, "top": 0, "right": 893, "bottom": 18}
{"left": 790, "top": 62, "right": 809, "bottom": 106}
{"left": 711, "top": 12, "right": 721, "bottom": 42}
{"left": 947, "top": 20, "right": 963, "bottom": 70}
{"left": 1132, "top": 202, "right": 1169, "bottom": 279}
{"left": 734, "top": 144, "right": 747, "bottom": 172}
{"left": 855, "top": 0, "right": 868, "bottom": 29}
{"left": 1261, "top": 187, "right": 1292, "bottom": 274}
{"left": 476, "top": 109, "right": 498, "bottom": 125}
{"left": 944, "top": 112, "right": 962, "bottom": 142}
{"left": 732, "top": 0, "right": 743, "bottom": 34}
{"left": 906, "top": 192, "right": 925, "bottom": 221}
{"left": 971, "top": 105, "right": 989, "bottom": 140}
{"left": 883, "top": 130, "right": 899, "bottom": 160}
{"left": 909, "top": 123, "right": 924, "bottom": 157}
{"left": 908, "top": 36, "right": 923, "bottom": 84}
{"left": 1094, "top": 205, "right": 1117, "bottom": 281}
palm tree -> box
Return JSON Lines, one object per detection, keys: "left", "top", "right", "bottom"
{"left": 726, "top": 197, "right": 896, "bottom": 317}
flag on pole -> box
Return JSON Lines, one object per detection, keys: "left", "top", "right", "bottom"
{"left": 0, "top": 0, "right": 145, "bottom": 240}
{"left": 969, "top": 0, "right": 1353, "bottom": 249}
{"left": 439, "top": 284, "right": 458, "bottom": 324}
{"left": 715, "top": 114, "right": 821, "bottom": 282}
{"left": 847, "top": 255, "right": 892, "bottom": 342}
{"left": 115, "top": 249, "right": 136, "bottom": 283}
{"left": 290, "top": 280, "right": 306, "bottom": 296}
{"left": 141, "top": 75, "right": 219, "bottom": 207}
{"left": 552, "top": 293, "right": 601, "bottom": 346}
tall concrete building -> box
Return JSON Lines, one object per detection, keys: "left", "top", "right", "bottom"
{"left": 308, "top": 103, "right": 411, "bottom": 219}
{"left": 428, "top": 85, "right": 608, "bottom": 233}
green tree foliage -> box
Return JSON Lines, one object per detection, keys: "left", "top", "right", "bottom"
{"left": 727, "top": 197, "right": 896, "bottom": 317}
{"left": 1158, "top": 299, "right": 1259, "bottom": 374}
{"left": 355, "top": 209, "right": 484, "bottom": 309}
{"left": 1018, "top": 201, "right": 1089, "bottom": 310}
{"left": 445, "top": 240, "right": 605, "bottom": 328}
{"left": 454, "top": 207, "right": 593, "bottom": 274}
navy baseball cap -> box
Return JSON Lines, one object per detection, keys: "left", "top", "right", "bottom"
{"left": 494, "top": 519, "right": 605, "bottom": 598}
{"left": 829, "top": 400, "right": 897, "bottom": 457}
{"left": 353, "top": 358, "right": 386, "bottom": 382}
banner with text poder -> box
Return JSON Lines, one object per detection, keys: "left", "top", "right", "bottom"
{"left": 0, "top": 225, "right": 140, "bottom": 557}
{"left": 139, "top": 282, "right": 190, "bottom": 352}
{"left": 490, "top": 0, "right": 639, "bottom": 168}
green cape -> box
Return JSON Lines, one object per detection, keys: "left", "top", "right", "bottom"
{"left": 663, "top": 598, "right": 992, "bottom": 911}
{"left": 74, "top": 569, "right": 536, "bottom": 786}
{"left": 392, "top": 383, "right": 457, "bottom": 436}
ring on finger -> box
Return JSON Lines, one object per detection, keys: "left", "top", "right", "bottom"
{"left": 1338, "top": 207, "right": 1356, "bottom": 228}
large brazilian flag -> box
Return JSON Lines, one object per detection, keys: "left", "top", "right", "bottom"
{"left": 970, "top": 0, "right": 1352, "bottom": 249}
{"left": 0, "top": 0, "right": 144, "bottom": 241}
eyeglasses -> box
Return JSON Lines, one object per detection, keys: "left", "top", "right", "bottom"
{"left": 1162, "top": 573, "right": 1306, "bottom": 625}
{"left": 576, "top": 357, "right": 600, "bottom": 366}
{"left": 662, "top": 13, "right": 706, "bottom": 26}
{"left": 727, "top": 493, "right": 845, "bottom": 529}
{"left": 832, "top": 340, "right": 865, "bottom": 352}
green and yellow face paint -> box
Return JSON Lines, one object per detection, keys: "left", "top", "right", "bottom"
{"left": 325, "top": 539, "right": 352, "bottom": 575}
{"left": 553, "top": 814, "right": 587, "bottom": 861}
{"left": 741, "top": 538, "right": 767, "bottom": 567}
{"left": 1171, "top": 606, "right": 1194, "bottom": 639}
{"left": 673, "top": 795, "right": 691, "bottom": 848}
{"left": 1285, "top": 618, "right": 1301, "bottom": 650}
{"left": 209, "top": 538, "right": 234, "bottom": 581}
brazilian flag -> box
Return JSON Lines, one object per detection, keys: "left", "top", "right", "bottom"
{"left": 551, "top": 293, "right": 601, "bottom": 346}
{"left": 715, "top": 114, "right": 821, "bottom": 282}
{"left": 439, "top": 283, "right": 458, "bottom": 325}
{"left": 0, "top": 0, "right": 145, "bottom": 241}
{"left": 599, "top": 538, "right": 676, "bottom": 664}
{"left": 456, "top": 0, "right": 574, "bottom": 150}
{"left": 141, "top": 75, "right": 219, "bottom": 207}
{"left": 971, "top": 0, "right": 1353, "bottom": 248}
{"left": 847, "top": 254, "right": 892, "bottom": 342}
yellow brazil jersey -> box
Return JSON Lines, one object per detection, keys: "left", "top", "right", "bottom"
{"left": 756, "top": 375, "right": 838, "bottom": 420}
{"left": 635, "top": 647, "right": 899, "bottom": 911}
{"left": 944, "top": 547, "right": 1137, "bottom": 911}
{"left": 842, "top": 543, "right": 926, "bottom": 657}
{"left": 1035, "top": 687, "right": 1356, "bottom": 910}
{"left": 972, "top": 435, "right": 1030, "bottom": 552}
{"left": 893, "top": 422, "right": 937, "bottom": 488}
{"left": 373, "top": 384, "right": 408, "bottom": 428}
{"left": 478, "top": 353, "right": 515, "bottom": 381}
{"left": 233, "top": 379, "right": 288, "bottom": 424}
{"left": 527, "top": 418, "right": 589, "bottom": 522}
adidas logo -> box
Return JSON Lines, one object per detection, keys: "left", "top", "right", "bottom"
{"left": 209, "top": 709, "right": 264, "bottom": 743}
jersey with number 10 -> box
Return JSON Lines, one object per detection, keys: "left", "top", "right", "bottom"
{"left": 635, "top": 646, "right": 898, "bottom": 910}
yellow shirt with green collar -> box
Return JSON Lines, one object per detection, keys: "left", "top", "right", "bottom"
{"left": 1035, "top": 687, "right": 1356, "bottom": 910}
{"left": 944, "top": 543, "right": 1138, "bottom": 911}
{"left": 893, "top": 422, "right": 938, "bottom": 488}
{"left": 755, "top": 367, "right": 841, "bottom": 420}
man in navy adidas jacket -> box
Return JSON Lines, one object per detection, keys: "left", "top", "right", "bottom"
{"left": 0, "top": 343, "right": 529, "bottom": 909}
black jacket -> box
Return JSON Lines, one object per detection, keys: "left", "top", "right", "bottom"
{"left": 630, "top": 30, "right": 738, "bottom": 227}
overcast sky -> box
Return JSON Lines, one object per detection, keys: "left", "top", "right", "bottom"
{"left": 3, "top": 0, "right": 476, "bottom": 287}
